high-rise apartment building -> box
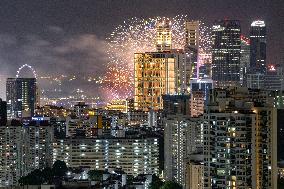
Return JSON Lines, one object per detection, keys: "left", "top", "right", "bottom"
{"left": 203, "top": 87, "right": 277, "bottom": 189}
{"left": 185, "top": 160, "right": 204, "bottom": 189}
{"left": 190, "top": 91, "right": 204, "bottom": 117}
{"left": 250, "top": 20, "right": 266, "bottom": 75}
{"left": 251, "top": 107, "right": 277, "bottom": 189}
{"left": 156, "top": 19, "right": 172, "bottom": 52}
{"left": 164, "top": 115, "right": 203, "bottom": 187}
{"left": 0, "top": 125, "right": 25, "bottom": 186}
{"left": 134, "top": 50, "right": 186, "bottom": 111}
{"left": 53, "top": 137, "right": 159, "bottom": 177}
{"left": 203, "top": 109, "right": 254, "bottom": 188}
{"left": 6, "top": 78, "right": 37, "bottom": 119}
{"left": 212, "top": 20, "right": 241, "bottom": 88}
{"left": 0, "top": 121, "right": 53, "bottom": 186}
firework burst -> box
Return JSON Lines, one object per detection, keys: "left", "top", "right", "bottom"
{"left": 101, "top": 15, "right": 211, "bottom": 100}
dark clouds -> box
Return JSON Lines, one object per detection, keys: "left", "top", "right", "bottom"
{"left": 0, "top": 27, "right": 109, "bottom": 98}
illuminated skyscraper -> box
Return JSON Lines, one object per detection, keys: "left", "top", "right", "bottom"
{"left": 6, "top": 78, "right": 37, "bottom": 119}
{"left": 212, "top": 20, "right": 241, "bottom": 88}
{"left": 250, "top": 20, "right": 266, "bottom": 74}
{"left": 134, "top": 50, "right": 186, "bottom": 111}
{"left": 156, "top": 19, "right": 172, "bottom": 52}
{"left": 240, "top": 35, "right": 250, "bottom": 86}
{"left": 185, "top": 21, "right": 200, "bottom": 80}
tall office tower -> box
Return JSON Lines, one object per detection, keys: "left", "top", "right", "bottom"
{"left": 246, "top": 73, "right": 265, "bottom": 89}
{"left": 6, "top": 78, "right": 37, "bottom": 119}
{"left": 203, "top": 87, "right": 277, "bottom": 189}
{"left": 185, "top": 21, "right": 200, "bottom": 80}
{"left": 190, "top": 79, "right": 213, "bottom": 105}
{"left": 0, "top": 99, "right": 7, "bottom": 125}
{"left": 35, "top": 85, "right": 40, "bottom": 107}
{"left": 212, "top": 20, "right": 241, "bottom": 88}
{"left": 246, "top": 20, "right": 267, "bottom": 90}
{"left": 190, "top": 91, "right": 204, "bottom": 117}
{"left": 240, "top": 35, "right": 250, "bottom": 86}
{"left": 134, "top": 50, "right": 186, "bottom": 111}
{"left": 250, "top": 20, "right": 266, "bottom": 74}
{"left": 198, "top": 52, "right": 212, "bottom": 79}
{"left": 265, "top": 64, "right": 284, "bottom": 91}
{"left": 156, "top": 19, "right": 172, "bottom": 52}
{"left": 164, "top": 115, "right": 203, "bottom": 187}
{"left": 162, "top": 94, "right": 190, "bottom": 116}
{"left": 53, "top": 136, "right": 159, "bottom": 177}
{"left": 0, "top": 121, "right": 53, "bottom": 186}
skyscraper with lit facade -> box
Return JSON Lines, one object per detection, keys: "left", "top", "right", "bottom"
{"left": 250, "top": 20, "right": 266, "bottom": 75}
{"left": 156, "top": 19, "right": 172, "bottom": 52}
{"left": 134, "top": 50, "right": 186, "bottom": 111}
{"left": 6, "top": 78, "right": 36, "bottom": 119}
{"left": 212, "top": 20, "right": 241, "bottom": 88}
{"left": 246, "top": 20, "right": 267, "bottom": 89}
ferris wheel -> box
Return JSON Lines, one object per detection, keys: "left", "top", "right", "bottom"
{"left": 16, "top": 64, "right": 37, "bottom": 78}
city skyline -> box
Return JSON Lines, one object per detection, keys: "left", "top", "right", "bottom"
{"left": 0, "top": 1, "right": 284, "bottom": 188}
{"left": 0, "top": 0, "right": 283, "bottom": 102}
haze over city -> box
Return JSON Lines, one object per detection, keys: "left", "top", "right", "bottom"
{"left": 0, "top": 0, "right": 283, "bottom": 102}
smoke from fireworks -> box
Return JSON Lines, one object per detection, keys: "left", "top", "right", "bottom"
{"left": 101, "top": 15, "right": 212, "bottom": 100}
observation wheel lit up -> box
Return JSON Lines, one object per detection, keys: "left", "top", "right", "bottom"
{"left": 16, "top": 64, "right": 37, "bottom": 78}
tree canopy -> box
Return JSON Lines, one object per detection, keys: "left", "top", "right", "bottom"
{"left": 19, "top": 160, "right": 68, "bottom": 185}
{"left": 160, "top": 181, "right": 182, "bottom": 189}
{"left": 88, "top": 170, "right": 104, "bottom": 181}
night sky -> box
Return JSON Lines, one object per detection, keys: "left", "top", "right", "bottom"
{"left": 0, "top": 0, "right": 283, "bottom": 99}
